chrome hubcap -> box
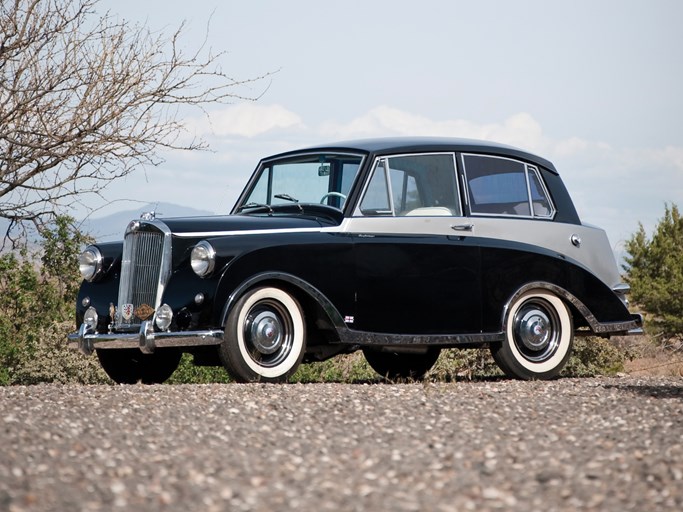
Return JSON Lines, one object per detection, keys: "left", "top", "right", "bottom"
{"left": 517, "top": 310, "right": 551, "bottom": 351}
{"left": 513, "top": 299, "right": 560, "bottom": 362}
{"left": 248, "top": 311, "right": 283, "bottom": 355}
{"left": 243, "top": 300, "right": 294, "bottom": 368}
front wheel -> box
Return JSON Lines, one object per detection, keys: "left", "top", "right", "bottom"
{"left": 220, "top": 287, "right": 306, "bottom": 383}
{"left": 491, "top": 289, "right": 573, "bottom": 380}
{"left": 363, "top": 347, "right": 441, "bottom": 380}
{"left": 96, "top": 348, "right": 181, "bottom": 384}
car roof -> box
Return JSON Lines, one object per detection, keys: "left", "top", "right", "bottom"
{"left": 266, "top": 137, "right": 558, "bottom": 173}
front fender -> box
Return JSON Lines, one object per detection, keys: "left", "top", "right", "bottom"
{"left": 217, "top": 271, "right": 346, "bottom": 331}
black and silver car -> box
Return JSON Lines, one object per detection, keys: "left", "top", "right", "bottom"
{"left": 69, "top": 137, "right": 642, "bottom": 382}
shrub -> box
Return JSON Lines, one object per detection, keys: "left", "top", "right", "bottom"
{"left": 624, "top": 203, "right": 683, "bottom": 342}
{"left": 0, "top": 217, "right": 101, "bottom": 385}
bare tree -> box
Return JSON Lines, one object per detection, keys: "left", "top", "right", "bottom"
{"left": 0, "top": 0, "right": 267, "bottom": 239}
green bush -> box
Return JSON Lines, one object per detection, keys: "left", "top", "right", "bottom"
{"left": 624, "top": 203, "right": 683, "bottom": 342}
{"left": 561, "top": 337, "right": 628, "bottom": 377}
{"left": 0, "top": 217, "right": 106, "bottom": 385}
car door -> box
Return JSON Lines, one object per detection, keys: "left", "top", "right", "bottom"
{"left": 347, "top": 153, "right": 481, "bottom": 335}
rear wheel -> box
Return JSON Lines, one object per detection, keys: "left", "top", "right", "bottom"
{"left": 491, "top": 289, "right": 573, "bottom": 380}
{"left": 220, "top": 287, "right": 306, "bottom": 383}
{"left": 96, "top": 348, "right": 181, "bottom": 384}
{"left": 363, "top": 347, "right": 441, "bottom": 380}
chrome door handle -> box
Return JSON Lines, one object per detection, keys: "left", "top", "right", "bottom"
{"left": 451, "top": 223, "right": 473, "bottom": 232}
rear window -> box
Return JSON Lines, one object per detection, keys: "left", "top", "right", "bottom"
{"left": 462, "top": 154, "right": 554, "bottom": 218}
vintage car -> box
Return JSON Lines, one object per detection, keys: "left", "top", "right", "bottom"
{"left": 69, "top": 137, "right": 642, "bottom": 383}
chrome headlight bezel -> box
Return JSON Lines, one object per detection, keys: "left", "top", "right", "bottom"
{"left": 191, "top": 241, "right": 216, "bottom": 278}
{"left": 78, "top": 246, "right": 103, "bottom": 282}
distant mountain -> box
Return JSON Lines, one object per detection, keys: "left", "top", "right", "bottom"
{"left": 0, "top": 203, "right": 217, "bottom": 250}
{"left": 80, "top": 203, "right": 215, "bottom": 242}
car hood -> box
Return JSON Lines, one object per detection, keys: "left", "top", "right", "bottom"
{"left": 157, "top": 214, "right": 329, "bottom": 237}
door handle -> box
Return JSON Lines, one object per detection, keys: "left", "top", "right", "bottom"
{"left": 451, "top": 223, "right": 473, "bottom": 232}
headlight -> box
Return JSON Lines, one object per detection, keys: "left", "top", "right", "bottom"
{"left": 78, "top": 246, "right": 103, "bottom": 282}
{"left": 191, "top": 241, "right": 216, "bottom": 277}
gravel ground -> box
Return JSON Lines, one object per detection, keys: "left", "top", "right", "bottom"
{"left": 1, "top": 377, "right": 682, "bottom": 512}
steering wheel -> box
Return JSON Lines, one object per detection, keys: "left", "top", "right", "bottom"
{"left": 319, "top": 192, "right": 347, "bottom": 206}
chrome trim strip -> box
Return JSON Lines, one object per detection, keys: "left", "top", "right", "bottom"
{"left": 336, "top": 330, "right": 505, "bottom": 346}
{"left": 174, "top": 227, "right": 325, "bottom": 238}
{"left": 68, "top": 326, "right": 224, "bottom": 354}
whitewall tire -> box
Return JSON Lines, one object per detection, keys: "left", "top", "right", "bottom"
{"left": 220, "top": 287, "right": 306, "bottom": 383}
{"left": 491, "top": 289, "right": 573, "bottom": 380}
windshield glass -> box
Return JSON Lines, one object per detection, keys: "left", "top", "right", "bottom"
{"left": 241, "top": 153, "right": 363, "bottom": 211}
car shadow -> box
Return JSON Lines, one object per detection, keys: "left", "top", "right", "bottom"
{"left": 603, "top": 382, "right": 683, "bottom": 400}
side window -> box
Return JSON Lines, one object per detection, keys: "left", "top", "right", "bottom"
{"left": 528, "top": 167, "right": 552, "bottom": 217}
{"left": 359, "top": 160, "right": 392, "bottom": 215}
{"left": 359, "top": 153, "right": 461, "bottom": 216}
{"left": 462, "top": 155, "right": 554, "bottom": 218}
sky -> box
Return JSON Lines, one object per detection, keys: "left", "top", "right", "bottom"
{"left": 91, "top": 0, "right": 683, "bottom": 254}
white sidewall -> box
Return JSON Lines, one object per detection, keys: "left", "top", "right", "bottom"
{"left": 236, "top": 287, "right": 304, "bottom": 379}
{"left": 506, "top": 290, "right": 572, "bottom": 374}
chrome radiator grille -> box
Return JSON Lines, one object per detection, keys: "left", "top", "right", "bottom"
{"left": 115, "top": 225, "right": 168, "bottom": 329}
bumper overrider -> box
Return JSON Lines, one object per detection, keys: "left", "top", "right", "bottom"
{"left": 68, "top": 321, "right": 224, "bottom": 356}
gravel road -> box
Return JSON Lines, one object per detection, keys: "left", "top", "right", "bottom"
{"left": 1, "top": 377, "right": 682, "bottom": 512}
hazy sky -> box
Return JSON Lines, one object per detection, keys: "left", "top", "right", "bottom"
{"left": 93, "top": 0, "right": 683, "bottom": 251}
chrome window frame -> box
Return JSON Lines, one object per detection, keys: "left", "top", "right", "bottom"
{"left": 526, "top": 165, "right": 556, "bottom": 219}
{"left": 354, "top": 152, "right": 462, "bottom": 217}
{"left": 460, "top": 153, "right": 556, "bottom": 220}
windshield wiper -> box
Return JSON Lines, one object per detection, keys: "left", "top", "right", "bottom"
{"left": 274, "top": 193, "right": 303, "bottom": 213}
{"left": 274, "top": 193, "right": 298, "bottom": 203}
{"left": 236, "top": 202, "right": 273, "bottom": 214}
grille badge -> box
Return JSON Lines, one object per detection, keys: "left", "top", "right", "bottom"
{"left": 135, "top": 304, "right": 155, "bottom": 321}
{"left": 121, "top": 304, "right": 134, "bottom": 322}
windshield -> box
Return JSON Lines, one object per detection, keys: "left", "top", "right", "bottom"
{"left": 240, "top": 153, "right": 363, "bottom": 211}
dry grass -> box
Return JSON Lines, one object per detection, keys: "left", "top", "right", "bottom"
{"left": 615, "top": 335, "right": 683, "bottom": 378}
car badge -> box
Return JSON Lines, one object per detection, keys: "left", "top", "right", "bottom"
{"left": 121, "top": 303, "right": 134, "bottom": 322}
{"left": 135, "top": 304, "right": 154, "bottom": 321}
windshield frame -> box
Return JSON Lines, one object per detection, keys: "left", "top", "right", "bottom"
{"left": 232, "top": 151, "right": 367, "bottom": 216}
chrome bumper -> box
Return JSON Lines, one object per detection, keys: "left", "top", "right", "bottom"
{"left": 627, "top": 313, "right": 644, "bottom": 336}
{"left": 68, "top": 320, "right": 224, "bottom": 356}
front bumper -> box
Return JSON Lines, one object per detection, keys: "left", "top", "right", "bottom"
{"left": 68, "top": 320, "right": 224, "bottom": 356}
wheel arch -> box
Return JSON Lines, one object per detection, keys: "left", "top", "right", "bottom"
{"left": 501, "top": 281, "right": 600, "bottom": 335}
{"left": 219, "top": 272, "right": 346, "bottom": 343}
